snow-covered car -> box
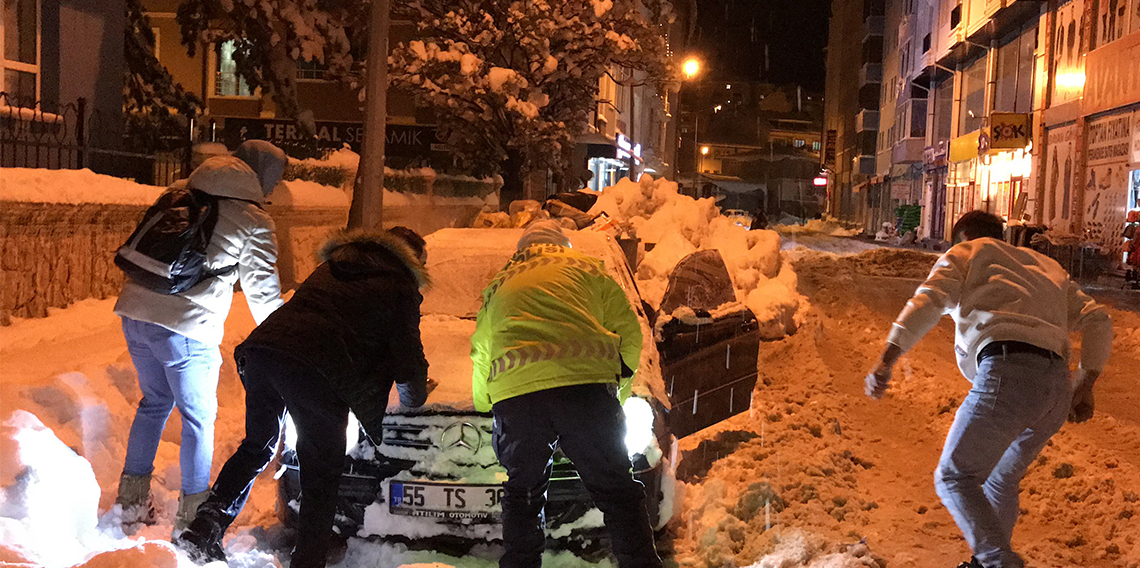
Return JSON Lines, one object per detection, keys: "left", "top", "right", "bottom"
{"left": 722, "top": 209, "right": 754, "bottom": 229}
{"left": 276, "top": 228, "right": 760, "bottom": 550}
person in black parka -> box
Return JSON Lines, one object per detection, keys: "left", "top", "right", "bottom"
{"left": 175, "top": 227, "right": 430, "bottom": 567}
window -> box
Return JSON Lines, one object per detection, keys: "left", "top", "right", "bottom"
{"left": 923, "top": 33, "right": 931, "bottom": 53}
{"left": 959, "top": 55, "right": 986, "bottom": 134}
{"left": 794, "top": 139, "right": 806, "bottom": 147}
{"left": 214, "top": 41, "right": 255, "bottom": 97}
{"left": 2, "top": 0, "right": 40, "bottom": 107}
{"left": 297, "top": 59, "right": 329, "bottom": 81}
{"left": 950, "top": 4, "right": 962, "bottom": 28}
{"left": 812, "top": 141, "right": 821, "bottom": 151}
{"left": 994, "top": 27, "right": 1036, "bottom": 113}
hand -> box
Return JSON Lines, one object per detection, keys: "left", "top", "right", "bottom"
{"left": 865, "top": 361, "right": 893, "bottom": 399}
{"left": 1068, "top": 369, "right": 1099, "bottom": 423}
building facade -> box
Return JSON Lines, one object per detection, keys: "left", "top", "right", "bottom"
{"left": 822, "top": 0, "right": 886, "bottom": 228}
{"left": 826, "top": 0, "right": 1140, "bottom": 263}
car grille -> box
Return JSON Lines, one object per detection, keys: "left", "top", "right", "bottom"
{"left": 382, "top": 423, "right": 433, "bottom": 449}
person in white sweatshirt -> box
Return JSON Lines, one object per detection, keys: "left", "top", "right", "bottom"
{"left": 113, "top": 141, "right": 286, "bottom": 530}
{"left": 865, "top": 210, "right": 1113, "bottom": 568}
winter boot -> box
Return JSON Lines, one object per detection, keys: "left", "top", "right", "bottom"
{"left": 115, "top": 473, "right": 156, "bottom": 527}
{"left": 956, "top": 558, "right": 988, "bottom": 568}
{"left": 173, "top": 511, "right": 227, "bottom": 565}
{"left": 175, "top": 490, "right": 210, "bottom": 532}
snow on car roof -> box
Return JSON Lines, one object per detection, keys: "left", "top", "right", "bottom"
{"left": 388, "top": 228, "right": 666, "bottom": 412}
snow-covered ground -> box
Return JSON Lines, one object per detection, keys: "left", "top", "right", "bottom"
{"left": 2, "top": 213, "right": 1139, "bottom": 567}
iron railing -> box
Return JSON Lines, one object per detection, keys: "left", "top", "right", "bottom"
{"left": 1, "top": 92, "right": 191, "bottom": 187}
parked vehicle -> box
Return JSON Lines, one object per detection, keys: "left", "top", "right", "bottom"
{"left": 722, "top": 209, "right": 754, "bottom": 229}
{"left": 276, "top": 229, "right": 760, "bottom": 551}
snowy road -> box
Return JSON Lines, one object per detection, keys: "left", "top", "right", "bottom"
{"left": 669, "top": 243, "right": 1140, "bottom": 568}
{"left": 2, "top": 233, "right": 1139, "bottom": 568}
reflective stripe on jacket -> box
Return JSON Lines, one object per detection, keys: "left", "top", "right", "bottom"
{"left": 470, "top": 244, "right": 642, "bottom": 412}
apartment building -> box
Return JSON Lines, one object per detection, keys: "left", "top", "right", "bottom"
{"left": 822, "top": 0, "right": 886, "bottom": 227}
{"left": 828, "top": 0, "right": 1140, "bottom": 261}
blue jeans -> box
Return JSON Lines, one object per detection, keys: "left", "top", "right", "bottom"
{"left": 121, "top": 317, "right": 221, "bottom": 494}
{"left": 935, "top": 351, "right": 1072, "bottom": 568}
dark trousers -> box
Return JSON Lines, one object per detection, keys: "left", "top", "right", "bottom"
{"left": 199, "top": 347, "right": 348, "bottom": 568}
{"left": 492, "top": 384, "right": 662, "bottom": 568}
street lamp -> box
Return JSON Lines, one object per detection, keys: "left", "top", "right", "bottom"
{"left": 680, "top": 55, "right": 704, "bottom": 195}
{"left": 683, "top": 57, "right": 701, "bottom": 80}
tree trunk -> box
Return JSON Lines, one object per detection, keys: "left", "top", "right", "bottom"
{"left": 499, "top": 148, "right": 525, "bottom": 212}
{"left": 348, "top": 0, "right": 389, "bottom": 230}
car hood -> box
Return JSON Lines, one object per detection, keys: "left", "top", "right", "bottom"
{"left": 385, "top": 315, "right": 667, "bottom": 416}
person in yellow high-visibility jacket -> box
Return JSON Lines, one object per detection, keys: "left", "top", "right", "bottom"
{"left": 470, "top": 221, "right": 660, "bottom": 568}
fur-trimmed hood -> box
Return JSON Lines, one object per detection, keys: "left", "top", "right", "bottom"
{"left": 318, "top": 229, "right": 430, "bottom": 288}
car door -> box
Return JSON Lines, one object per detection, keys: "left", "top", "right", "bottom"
{"left": 655, "top": 250, "right": 761, "bottom": 438}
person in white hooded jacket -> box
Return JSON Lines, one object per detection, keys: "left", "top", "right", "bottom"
{"left": 865, "top": 211, "right": 1113, "bottom": 568}
{"left": 113, "top": 140, "right": 286, "bottom": 530}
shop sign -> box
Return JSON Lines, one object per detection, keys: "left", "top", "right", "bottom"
{"left": 1084, "top": 113, "right": 1134, "bottom": 256}
{"left": 1130, "top": 111, "right": 1140, "bottom": 166}
{"left": 1043, "top": 125, "right": 1078, "bottom": 231}
{"left": 950, "top": 130, "right": 981, "bottom": 162}
{"left": 224, "top": 118, "right": 444, "bottom": 158}
{"left": 1084, "top": 30, "right": 1140, "bottom": 116}
{"left": 1050, "top": 0, "right": 1087, "bottom": 106}
{"left": 823, "top": 130, "right": 837, "bottom": 168}
{"left": 1086, "top": 112, "right": 1132, "bottom": 166}
{"left": 986, "top": 113, "right": 1031, "bottom": 151}
{"left": 923, "top": 141, "right": 948, "bottom": 168}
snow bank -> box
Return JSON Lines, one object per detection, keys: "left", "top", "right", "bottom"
{"left": 590, "top": 176, "right": 803, "bottom": 338}
{"left": 0, "top": 410, "right": 102, "bottom": 566}
{"left": 0, "top": 167, "right": 164, "bottom": 205}
{"left": 772, "top": 219, "right": 860, "bottom": 238}
{"left": 272, "top": 179, "right": 351, "bottom": 208}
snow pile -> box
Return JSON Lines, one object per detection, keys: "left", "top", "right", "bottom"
{"left": 590, "top": 175, "right": 803, "bottom": 338}
{"left": 673, "top": 247, "right": 1140, "bottom": 568}
{"left": 0, "top": 167, "right": 164, "bottom": 205}
{"left": 0, "top": 410, "right": 102, "bottom": 566}
{"left": 742, "top": 531, "right": 883, "bottom": 568}
{"left": 272, "top": 179, "right": 351, "bottom": 208}
{"left": 773, "top": 219, "right": 861, "bottom": 238}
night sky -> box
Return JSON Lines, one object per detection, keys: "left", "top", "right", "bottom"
{"left": 691, "top": 0, "right": 831, "bottom": 92}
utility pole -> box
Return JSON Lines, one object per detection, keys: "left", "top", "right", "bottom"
{"left": 348, "top": 0, "right": 389, "bottom": 230}
{"left": 628, "top": 68, "right": 638, "bottom": 181}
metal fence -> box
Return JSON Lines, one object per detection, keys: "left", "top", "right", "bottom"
{"left": 0, "top": 92, "right": 191, "bottom": 187}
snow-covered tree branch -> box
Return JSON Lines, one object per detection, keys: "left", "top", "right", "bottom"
{"left": 388, "top": 0, "right": 672, "bottom": 194}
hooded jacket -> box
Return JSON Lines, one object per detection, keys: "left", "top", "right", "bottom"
{"left": 470, "top": 243, "right": 642, "bottom": 412}
{"left": 236, "top": 230, "right": 430, "bottom": 439}
{"left": 114, "top": 156, "right": 284, "bottom": 345}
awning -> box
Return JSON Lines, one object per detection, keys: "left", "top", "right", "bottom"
{"left": 576, "top": 132, "right": 619, "bottom": 159}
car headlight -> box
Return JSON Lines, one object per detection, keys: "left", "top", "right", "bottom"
{"left": 283, "top": 411, "right": 360, "bottom": 455}
{"left": 622, "top": 397, "right": 661, "bottom": 464}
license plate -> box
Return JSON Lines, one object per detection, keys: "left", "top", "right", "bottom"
{"left": 388, "top": 480, "right": 504, "bottom": 522}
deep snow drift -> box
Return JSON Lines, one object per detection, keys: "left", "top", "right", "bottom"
{"left": 670, "top": 246, "right": 1140, "bottom": 568}
{"left": 2, "top": 206, "right": 1139, "bottom": 567}
{"left": 589, "top": 176, "right": 803, "bottom": 339}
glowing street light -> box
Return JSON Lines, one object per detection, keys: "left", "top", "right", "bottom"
{"left": 701, "top": 146, "right": 710, "bottom": 155}
{"left": 682, "top": 57, "right": 702, "bottom": 80}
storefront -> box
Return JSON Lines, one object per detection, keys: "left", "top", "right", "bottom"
{"left": 1081, "top": 29, "right": 1140, "bottom": 261}
{"left": 946, "top": 114, "right": 1034, "bottom": 227}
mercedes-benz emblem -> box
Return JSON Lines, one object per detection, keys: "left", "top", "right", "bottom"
{"left": 438, "top": 422, "right": 483, "bottom": 454}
